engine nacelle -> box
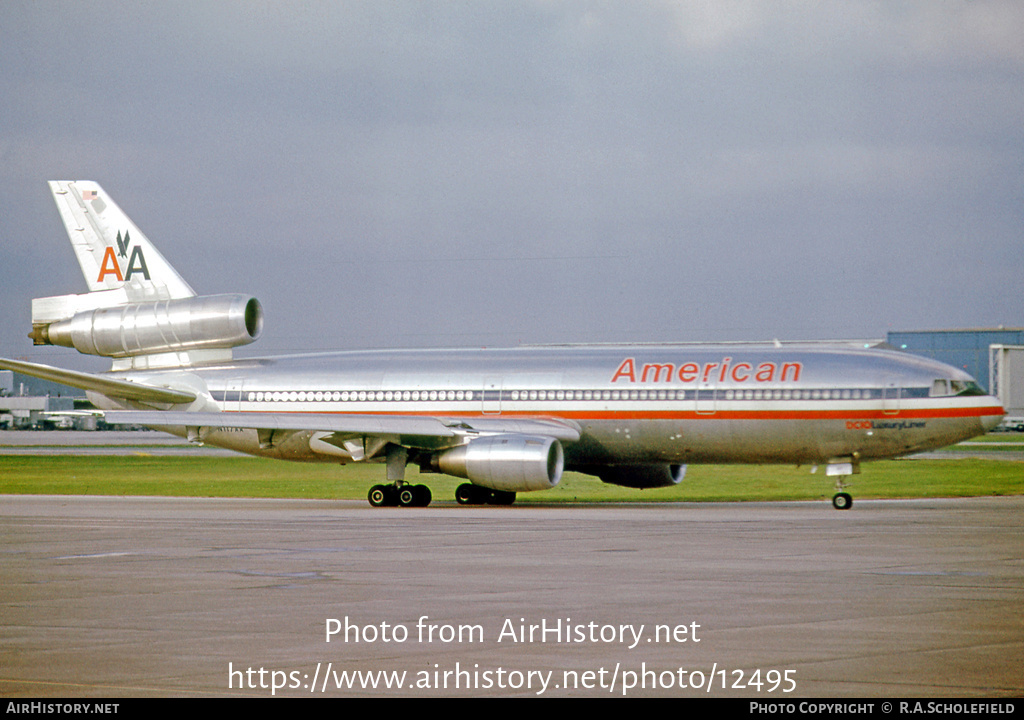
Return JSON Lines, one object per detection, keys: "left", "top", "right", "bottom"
{"left": 30, "top": 294, "right": 263, "bottom": 358}
{"left": 596, "top": 464, "right": 687, "bottom": 489}
{"left": 432, "top": 435, "right": 564, "bottom": 492}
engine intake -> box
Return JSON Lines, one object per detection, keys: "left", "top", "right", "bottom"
{"left": 30, "top": 294, "right": 263, "bottom": 358}
{"left": 432, "top": 435, "right": 563, "bottom": 493}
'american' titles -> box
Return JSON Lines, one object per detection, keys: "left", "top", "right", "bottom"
{"left": 611, "top": 357, "right": 802, "bottom": 385}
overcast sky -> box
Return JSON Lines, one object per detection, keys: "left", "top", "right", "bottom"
{"left": 2, "top": 1, "right": 1022, "bottom": 371}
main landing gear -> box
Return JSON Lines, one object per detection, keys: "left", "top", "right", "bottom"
{"left": 367, "top": 483, "right": 432, "bottom": 507}
{"left": 365, "top": 481, "right": 517, "bottom": 507}
{"left": 365, "top": 445, "right": 433, "bottom": 507}
{"left": 364, "top": 445, "right": 519, "bottom": 508}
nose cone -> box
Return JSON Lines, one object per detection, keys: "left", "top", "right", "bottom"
{"left": 981, "top": 398, "right": 1006, "bottom": 433}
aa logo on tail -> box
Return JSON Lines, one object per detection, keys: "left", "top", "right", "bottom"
{"left": 116, "top": 229, "right": 130, "bottom": 258}
{"left": 97, "top": 231, "right": 150, "bottom": 282}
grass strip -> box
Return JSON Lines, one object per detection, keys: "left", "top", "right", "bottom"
{"left": 1, "top": 455, "right": 1020, "bottom": 502}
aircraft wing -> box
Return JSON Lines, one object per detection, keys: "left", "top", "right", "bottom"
{"left": 102, "top": 411, "right": 582, "bottom": 443}
{"left": 103, "top": 411, "right": 458, "bottom": 438}
{"left": 433, "top": 416, "right": 581, "bottom": 441}
{"left": 0, "top": 357, "right": 196, "bottom": 405}
{"left": 42, "top": 410, "right": 106, "bottom": 417}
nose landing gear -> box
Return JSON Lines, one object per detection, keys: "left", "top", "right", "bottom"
{"left": 825, "top": 455, "right": 859, "bottom": 510}
{"left": 832, "top": 492, "right": 853, "bottom": 510}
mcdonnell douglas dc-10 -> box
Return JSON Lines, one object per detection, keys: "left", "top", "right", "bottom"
{"left": 0, "top": 181, "right": 1005, "bottom": 509}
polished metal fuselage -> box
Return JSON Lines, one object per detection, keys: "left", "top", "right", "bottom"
{"left": 97, "top": 343, "right": 1005, "bottom": 468}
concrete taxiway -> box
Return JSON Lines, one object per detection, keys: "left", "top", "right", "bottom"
{"left": 1, "top": 495, "right": 1022, "bottom": 697}
{"left": 0, "top": 431, "right": 237, "bottom": 456}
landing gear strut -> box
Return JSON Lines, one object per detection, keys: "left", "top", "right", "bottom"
{"left": 366, "top": 445, "right": 433, "bottom": 507}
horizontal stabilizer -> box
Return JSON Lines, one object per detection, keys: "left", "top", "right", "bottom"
{"left": 0, "top": 358, "right": 196, "bottom": 405}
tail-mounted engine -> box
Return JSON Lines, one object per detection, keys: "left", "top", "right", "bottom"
{"left": 431, "top": 434, "right": 564, "bottom": 493}
{"left": 29, "top": 294, "right": 263, "bottom": 358}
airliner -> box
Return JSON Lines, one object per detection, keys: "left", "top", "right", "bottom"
{"left": 0, "top": 181, "right": 1005, "bottom": 509}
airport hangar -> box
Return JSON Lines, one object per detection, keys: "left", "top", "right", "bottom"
{"left": 887, "top": 328, "right": 1024, "bottom": 419}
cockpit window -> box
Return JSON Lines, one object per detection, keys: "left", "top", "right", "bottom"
{"left": 951, "top": 380, "right": 986, "bottom": 396}
{"left": 931, "top": 379, "right": 986, "bottom": 397}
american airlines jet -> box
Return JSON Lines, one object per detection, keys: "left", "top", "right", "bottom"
{"left": 0, "top": 181, "right": 1005, "bottom": 509}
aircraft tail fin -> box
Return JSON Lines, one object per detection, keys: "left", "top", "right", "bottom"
{"left": 29, "top": 182, "right": 261, "bottom": 370}
{"left": 48, "top": 181, "right": 195, "bottom": 302}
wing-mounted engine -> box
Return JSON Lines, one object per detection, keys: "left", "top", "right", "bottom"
{"left": 431, "top": 434, "right": 564, "bottom": 492}
{"left": 29, "top": 293, "right": 263, "bottom": 364}
{"left": 592, "top": 463, "right": 687, "bottom": 489}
